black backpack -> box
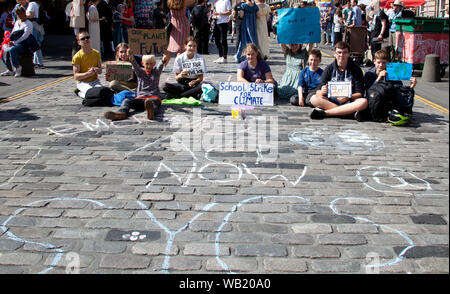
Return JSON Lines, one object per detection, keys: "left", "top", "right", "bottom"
{"left": 365, "top": 81, "right": 395, "bottom": 122}
{"left": 392, "top": 83, "right": 414, "bottom": 114}
{"left": 82, "top": 86, "right": 114, "bottom": 107}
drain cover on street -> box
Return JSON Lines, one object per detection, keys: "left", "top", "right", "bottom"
{"left": 105, "top": 229, "right": 161, "bottom": 242}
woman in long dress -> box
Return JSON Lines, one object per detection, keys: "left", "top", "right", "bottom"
{"left": 234, "top": 0, "right": 258, "bottom": 63}
{"left": 87, "top": 0, "right": 101, "bottom": 53}
{"left": 255, "top": 0, "right": 270, "bottom": 60}
{"left": 69, "top": 0, "right": 85, "bottom": 36}
{"left": 163, "top": 0, "right": 196, "bottom": 66}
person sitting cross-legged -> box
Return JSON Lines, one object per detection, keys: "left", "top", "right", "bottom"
{"left": 308, "top": 41, "right": 368, "bottom": 121}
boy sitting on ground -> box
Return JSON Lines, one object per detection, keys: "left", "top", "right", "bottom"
{"left": 364, "top": 49, "right": 416, "bottom": 90}
{"left": 103, "top": 49, "right": 167, "bottom": 121}
{"left": 290, "top": 49, "right": 323, "bottom": 107}
{"left": 364, "top": 49, "right": 416, "bottom": 124}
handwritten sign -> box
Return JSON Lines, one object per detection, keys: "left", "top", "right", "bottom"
{"left": 386, "top": 63, "right": 413, "bottom": 81}
{"left": 128, "top": 29, "right": 167, "bottom": 56}
{"left": 328, "top": 81, "right": 352, "bottom": 98}
{"left": 105, "top": 61, "right": 133, "bottom": 82}
{"left": 218, "top": 82, "right": 274, "bottom": 106}
{"left": 277, "top": 7, "right": 321, "bottom": 44}
{"left": 182, "top": 58, "right": 206, "bottom": 77}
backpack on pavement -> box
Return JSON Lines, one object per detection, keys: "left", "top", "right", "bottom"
{"left": 82, "top": 86, "right": 115, "bottom": 107}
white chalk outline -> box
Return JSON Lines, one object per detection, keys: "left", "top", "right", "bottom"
{"left": 0, "top": 197, "right": 106, "bottom": 274}
{"left": 214, "top": 195, "right": 310, "bottom": 274}
{"left": 136, "top": 200, "right": 217, "bottom": 273}
{"left": 329, "top": 197, "right": 415, "bottom": 270}
{"left": 356, "top": 166, "right": 442, "bottom": 196}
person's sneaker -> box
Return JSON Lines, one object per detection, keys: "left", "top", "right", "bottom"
{"left": 214, "top": 57, "right": 224, "bottom": 63}
{"left": 144, "top": 99, "right": 155, "bottom": 120}
{"left": 354, "top": 111, "right": 364, "bottom": 122}
{"left": 310, "top": 108, "right": 326, "bottom": 119}
{"left": 290, "top": 95, "right": 299, "bottom": 106}
{"left": 0, "top": 70, "right": 15, "bottom": 76}
{"left": 14, "top": 66, "right": 22, "bottom": 77}
{"left": 74, "top": 88, "right": 80, "bottom": 97}
{"left": 104, "top": 111, "right": 127, "bottom": 121}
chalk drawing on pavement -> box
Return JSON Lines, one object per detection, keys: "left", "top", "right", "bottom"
{"left": 356, "top": 166, "right": 447, "bottom": 197}
{"left": 288, "top": 128, "right": 385, "bottom": 152}
{"left": 0, "top": 197, "right": 107, "bottom": 274}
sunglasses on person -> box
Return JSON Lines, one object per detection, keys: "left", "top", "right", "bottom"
{"left": 79, "top": 36, "right": 91, "bottom": 41}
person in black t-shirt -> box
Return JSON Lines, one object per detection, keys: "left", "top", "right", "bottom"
{"left": 190, "top": 0, "right": 210, "bottom": 54}
{"left": 369, "top": 0, "right": 388, "bottom": 60}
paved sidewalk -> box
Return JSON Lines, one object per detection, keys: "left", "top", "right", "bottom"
{"left": 0, "top": 35, "right": 448, "bottom": 275}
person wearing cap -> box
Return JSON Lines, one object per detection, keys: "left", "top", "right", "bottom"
{"left": 387, "top": 0, "right": 404, "bottom": 60}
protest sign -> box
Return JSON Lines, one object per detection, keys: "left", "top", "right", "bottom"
{"left": 128, "top": 29, "right": 167, "bottom": 56}
{"left": 328, "top": 81, "right": 352, "bottom": 98}
{"left": 105, "top": 61, "right": 133, "bottom": 82}
{"left": 277, "top": 7, "right": 321, "bottom": 44}
{"left": 182, "top": 58, "right": 206, "bottom": 77}
{"left": 219, "top": 82, "right": 274, "bottom": 106}
{"left": 386, "top": 63, "right": 413, "bottom": 81}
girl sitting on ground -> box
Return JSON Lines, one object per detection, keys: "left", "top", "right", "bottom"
{"left": 163, "top": 37, "right": 207, "bottom": 99}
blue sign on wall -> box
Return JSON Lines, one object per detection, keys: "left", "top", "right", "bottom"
{"left": 277, "top": 7, "right": 322, "bottom": 44}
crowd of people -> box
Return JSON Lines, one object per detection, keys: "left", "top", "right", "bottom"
{"left": 2, "top": 0, "right": 420, "bottom": 124}
{"left": 0, "top": 0, "right": 48, "bottom": 77}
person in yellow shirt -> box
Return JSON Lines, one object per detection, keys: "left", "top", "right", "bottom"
{"left": 72, "top": 30, "right": 103, "bottom": 98}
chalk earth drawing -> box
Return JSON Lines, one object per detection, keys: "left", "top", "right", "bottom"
{"left": 288, "top": 128, "right": 385, "bottom": 152}
{"left": 2, "top": 120, "right": 439, "bottom": 274}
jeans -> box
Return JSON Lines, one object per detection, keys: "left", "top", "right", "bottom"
{"left": 214, "top": 23, "right": 229, "bottom": 58}
{"left": 32, "top": 27, "right": 44, "bottom": 65}
{"left": 2, "top": 43, "right": 27, "bottom": 69}
{"left": 118, "top": 97, "right": 161, "bottom": 115}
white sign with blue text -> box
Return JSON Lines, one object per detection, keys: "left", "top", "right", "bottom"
{"left": 218, "top": 82, "right": 274, "bottom": 106}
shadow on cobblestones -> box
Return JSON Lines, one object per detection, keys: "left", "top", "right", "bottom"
{"left": 0, "top": 108, "right": 39, "bottom": 122}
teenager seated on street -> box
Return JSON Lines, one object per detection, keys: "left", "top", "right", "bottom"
{"left": 308, "top": 41, "right": 367, "bottom": 120}
{"left": 1, "top": 7, "right": 35, "bottom": 77}
{"left": 105, "top": 43, "right": 139, "bottom": 93}
{"left": 103, "top": 50, "right": 167, "bottom": 121}
{"left": 290, "top": 49, "right": 323, "bottom": 107}
{"left": 72, "top": 30, "right": 103, "bottom": 98}
{"left": 237, "top": 43, "right": 277, "bottom": 95}
{"left": 163, "top": 37, "right": 206, "bottom": 99}
{"left": 364, "top": 49, "right": 416, "bottom": 91}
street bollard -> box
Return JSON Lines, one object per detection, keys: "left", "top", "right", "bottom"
{"left": 422, "top": 54, "right": 441, "bottom": 82}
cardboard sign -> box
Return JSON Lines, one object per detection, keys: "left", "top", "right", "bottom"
{"left": 182, "top": 58, "right": 206, "bottom": 77}
{"left": 105, "top": 61, "right": 133, "bottom": 82}
{"left": 328, "top": 81, "right": 352, "bottom": 98}
{"left": 277, "top": 7, "right": 321, "bottom": 44}
{"left": 128, "top": 28, "right": 167, "bottom": 56}
{"left": 386, "top": 63, "right": 413, "bottom": 81}
{"left": 219, "top": 82, "right": 274, "bottom": 106}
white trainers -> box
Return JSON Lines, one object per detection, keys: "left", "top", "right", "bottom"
{"left": 0, "top": 70, "right": 15, "bottom": 76}
{"left": 214, "top": 57, "right": 224, "bottom": 63}
{"left": 14, "top": 66, "right": 22, "bottom": 77}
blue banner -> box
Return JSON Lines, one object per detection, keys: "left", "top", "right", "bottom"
{"left": 386, "top": 63, "right": 413, "bottom": 81}
{"left": 277, "top": 7, "right": 322, "bottom": 44}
